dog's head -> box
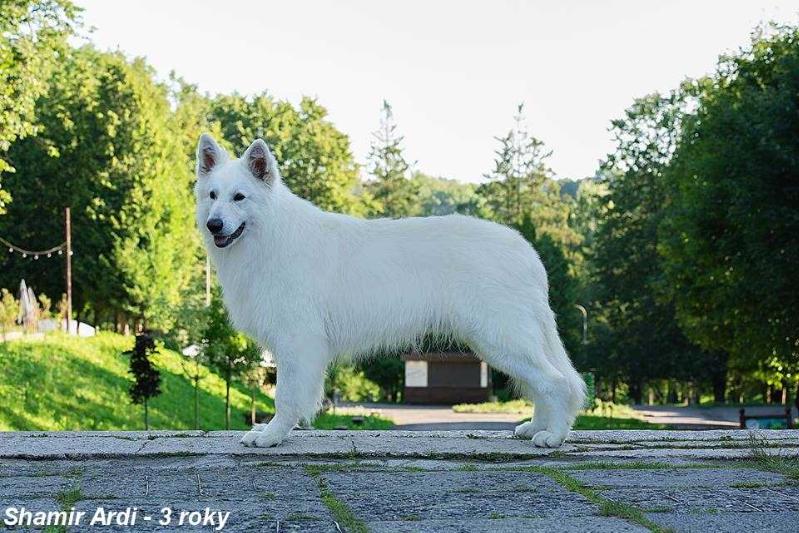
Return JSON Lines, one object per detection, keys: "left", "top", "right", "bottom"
{"left": 194, "top": 134, "right": 279, "bottom": 251}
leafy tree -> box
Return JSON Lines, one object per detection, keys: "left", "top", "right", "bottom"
{"left": 660, "top": 25, "right": 799, "bottom": 401}
{"left": 564, "top": 178, "right": 607, "bottom": 286}
{"left": 0, "top": 288, "right": 19, "bottom": 338}
{"left": 410, "top": 172, "right": 481, "bottom": 216}
{"left": 516, "top": 216, "right": 582, "bottom": 362}
{"left": 325, "top": 363, "right": 381, "bottom": 403}
{"left": 356, "top": 357, "right": 405, "bottom": 402}
{"left": 477, "top": 104, "right": 579, "bottom": 253}
{"left": 207, "top": 93, "right": 363, "bottom": 214}
{"left": 202, "top": 293, "right": 262, "bottom": 429}
{"left": 0, "top": 0, "right": 79, "bottom": 213}
{"left": 366, "top": 100, "right": 420, "bottom": 218}
{"left": 242, "top": 363, "right": 271, "bottom": 425}
{"left": 125, "top": 332, "right": 162, "bottom": 429}
{"left": 0, "top": 46, "right": 198, "bottom": 331}
{"left": 179, "top": 349, "right": 209, "bottom": 430}
{"left": 589, "top": 92, "right": 708, "bottom": 403}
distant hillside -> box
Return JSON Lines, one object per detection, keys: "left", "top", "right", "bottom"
{"left": 0, "top": 333, "right": 274, "bottom": 431}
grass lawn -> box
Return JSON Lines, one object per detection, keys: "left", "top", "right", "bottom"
{"left": 0, "top": 332, "right": 392, "bottom": 431}
{"left": 313, "top": 413, "right": 394, "bottom": 430}
{"left": 0, "top": 332, "right": 274, "bottom": 431}
{"left": 453, "top": 399, "right": 666, "bottom": 429}
{"left": 573, "top": 414, "right": 664, "bottom": 430}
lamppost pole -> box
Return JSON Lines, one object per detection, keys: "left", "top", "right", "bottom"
{"left": 574, "top": 304, "right": 587, "bottom": 345}
{"left": 64, "top": 207, "right": 72, "bottom": 333}
{"left": 205, "top": 255, "right": 211, "bottom": 307}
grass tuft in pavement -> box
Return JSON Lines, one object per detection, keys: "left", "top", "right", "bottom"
{"left": 304, "top": 465, "right": 368, "bottom": 533}
{"left": 304, "top": 461, "right": 367, "bottom": 475}
{"left": 45, "top": 484, "right": 84, "bottom": 533}
{"left": 516, "top": 466, "right": 671, "bottom": 533}
{"left": 747, "top": 435, "right": 799, "bottom": 480}
{"left": 55, "top": 485, "right": 83, "bottom": 508}
{"left": 564, "top": 460, "right": 675, "bottom": 471}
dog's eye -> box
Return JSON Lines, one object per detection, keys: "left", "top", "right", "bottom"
{"left": 233, "top": 193, "right": 246, "bottom": 202}
{"left": 210, "top": 191, "right": 217, "bottom": 200}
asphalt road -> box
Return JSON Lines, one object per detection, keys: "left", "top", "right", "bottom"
{"left": 341, "top": 403, "right": 798, "bottom": 431}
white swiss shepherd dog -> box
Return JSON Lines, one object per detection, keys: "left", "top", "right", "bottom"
{"left": 195, "top": 134, "right": 586, "bottom": 448}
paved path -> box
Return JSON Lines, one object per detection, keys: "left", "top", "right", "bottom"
{"left": 342, "top": 403, "right": 522, "bottom": 430}
{"left": 1, "top": 430, "right": 798, "bottom": 532}
{"left": 632, "top": 405, "right": 797, "bottom": 429}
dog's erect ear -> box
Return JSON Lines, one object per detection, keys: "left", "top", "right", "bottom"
{"left": 242, "top": 139, "right": 274, "bottom": 182}
{"left": 197, "top": 134, "right": 227, "bottom": 176}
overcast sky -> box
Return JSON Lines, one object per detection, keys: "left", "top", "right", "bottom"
{"left": 75, "top": 0, "right": 797, "bottom": 182}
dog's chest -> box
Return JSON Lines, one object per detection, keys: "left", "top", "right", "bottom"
{"left": 216, "top": 262, "right": 297, "bottom": 346}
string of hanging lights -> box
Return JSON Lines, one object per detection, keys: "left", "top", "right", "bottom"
{"left": 0, "top": 236, "right": 72, "bottom": 260}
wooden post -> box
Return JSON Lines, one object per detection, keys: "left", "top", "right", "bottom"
{"left": 64, "top": 207, "right": 72, "bottom": 334}
{"left": 205, "top": 255, "right": 211, "bottom": 307}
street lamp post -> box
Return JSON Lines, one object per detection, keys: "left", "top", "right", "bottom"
{"left": 574, "top": 304, "right": 587, "bottom": 345}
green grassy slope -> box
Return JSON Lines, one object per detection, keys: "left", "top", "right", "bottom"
{"left": 0, "top": 333, "right": 275, "bottom": 431}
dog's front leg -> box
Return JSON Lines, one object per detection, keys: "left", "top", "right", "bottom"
{"left": 241, "top": 337, "right": 328, "bottom": 448}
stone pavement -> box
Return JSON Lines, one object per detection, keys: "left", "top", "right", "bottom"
{"left": 1, "top": 430, "right": 797, "bottom": 532}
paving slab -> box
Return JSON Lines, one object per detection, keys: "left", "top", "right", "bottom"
{"left": 570, "top": 467, "right": 788, "bottom": 488}
{"left": 323, "top": 470, "right": 597, "bottom": 521}
{"left": 601, "top": 486, "right": 799, "bottom": 513}
{"left": 646, "top": 511, "right": 799, "bottom": 533}
{"left": 368, "top": 516, "right": 648, "bottom": 532}
{"left": 0, "top": 430, "right": 797, "bottom": 532}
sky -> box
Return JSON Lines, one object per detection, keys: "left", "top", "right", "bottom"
{"left": 74, "top": 0, "right": 798, "bottom": 183}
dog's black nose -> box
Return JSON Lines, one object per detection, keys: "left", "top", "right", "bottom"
{"left": 206, "top": 218, "right": 224, "bottom": 234}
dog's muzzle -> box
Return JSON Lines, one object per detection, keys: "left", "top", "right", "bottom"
{"left": 213, "top": 222, "right": 246, "bottom": 248}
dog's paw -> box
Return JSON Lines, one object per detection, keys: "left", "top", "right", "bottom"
{"left": 240, "top": 430, "right": 261, "bottom": 447}
{"left": 252, "top": 429, "right": 286, "bottom": 448}
{"left": 531, "top": 430, "right": 566, "bottom": 448}
{"left": 514, "top": 420, "right": 544, "bottom": 439}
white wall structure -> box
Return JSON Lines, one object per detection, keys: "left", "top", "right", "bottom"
{"left": 405, "top": 360, "right": 428, "bottom": 388}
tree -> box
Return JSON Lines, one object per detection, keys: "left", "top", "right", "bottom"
{"left": 172, "top": 289, "right": 211, "bottom": 429}
{"left": 125, "top": 332, "right": 162, "bottom": 429}
{"left": 356, "top": 357, "right": 405, "bottom": 402}
{"left": 0, "top": 289, "right": 19, "bottom": 338}
{"left": 410, "top": 172, "right": 481, "bottom": 216}
{"left": 202, "top": 293, "right": 262, "bottom": 429}
{"left": 660, "top": 25, "right": 799, "bottom": 402}
{"left": 207, "top": 93, "right": 363, "bottom": 215}
{"left": 0, "top": 0, "right": 79, "bottom": 214}
{"left": 588, "top": 92, "right": 708, "bottom": 403}
{"left": 0, "top": 46, "right": 198, "bottom": 332}
{"left": 366, "top": 100, "right": 420, "bottom": 218}
{"left": 478, "top": 103, "right": 552, "bottom": 224}
{"left": 516, "top": 216, "right": 582, "bottom": 361}
{"left": 477, "top": 104, "right": 579, "bottom": 254}
{"left": 242, "top": 363, "right": 271, "bottom": 425}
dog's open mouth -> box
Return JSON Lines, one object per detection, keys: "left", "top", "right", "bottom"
{"left": 214, "top": 223, "right": 245, "bottom": 248}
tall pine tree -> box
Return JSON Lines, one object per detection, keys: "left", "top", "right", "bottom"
{"left": 366, "top": 100, "right": 419, "bottom": 218}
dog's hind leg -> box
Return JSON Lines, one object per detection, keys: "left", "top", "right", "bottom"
{"left": 241, "top": 335, "right": 329, "bottom": 448}
{"left": 470, "top": 321, "right": 577, "bottom": 448}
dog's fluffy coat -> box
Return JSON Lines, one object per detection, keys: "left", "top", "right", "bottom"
{"left": 195, "top": 135, "right": 586, "bottom": 448}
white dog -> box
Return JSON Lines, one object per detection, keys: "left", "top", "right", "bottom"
{"left": 195, "top": 134, "right": 586, "bottom": 448}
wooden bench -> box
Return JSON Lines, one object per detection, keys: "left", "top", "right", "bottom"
{"left": 739, "top": 407, "right": 794, "bottom": 429}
